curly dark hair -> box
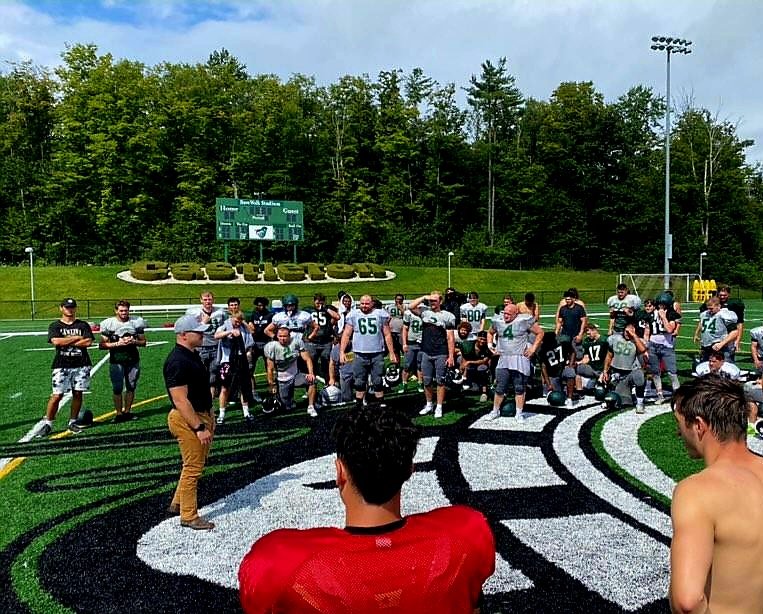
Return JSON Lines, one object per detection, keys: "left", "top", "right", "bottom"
{"left": 332, "top": 405, "right": 421, "bottom": 505}
{"left": 672, "top": 374, "right": 748, "bottom": 442}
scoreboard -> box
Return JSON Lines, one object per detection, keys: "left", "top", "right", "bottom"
{"left": 215, "top": 198, "right": 304, "bottom": 242}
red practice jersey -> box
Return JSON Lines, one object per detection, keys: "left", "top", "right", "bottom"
{"left": 238, "top": 505, "right": 495, "bottom": 614}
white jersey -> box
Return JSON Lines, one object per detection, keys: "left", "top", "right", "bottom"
{"left": 386, "top": 302, "right": 407, "bottom": 335}
{"left": 264, "top": 337, "right": 305, "bottom": 382}
{"left": 694, "top": 361, "right": 742, "bottom": 380}
{"left": 607, "top": 294, "right": 641, "bottom": 312}
{"left": 698, "top": 308, "right": 738, "bottom": 347}
{"left": 491, "top": 314, "right": 535, "bottom": 374}
{"left": 460, "top": 302, "right": 487, "bottom": 339}
{"left": 345, "top": 308, "right": 390, "bottom": 353}
{"left": 751, "top": 326, "right": 763, "bottom": 362}
{"left": 403, "top": 309, "right": 423, "bottom": 345}
{"left": 185, "top": 306, "right": 227, "bottom": 347}
{"left": 271, "top": 309, "right": 314, "bottom": 342}
{"left": 99, "top": 316, "right": 146, "bottom": 339}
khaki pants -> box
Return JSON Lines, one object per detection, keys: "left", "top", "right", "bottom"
{"left": 168, "top": 409, "right": 215, "bottom": 522}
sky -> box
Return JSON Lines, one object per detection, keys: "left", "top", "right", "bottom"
{"left": 1, "top": 0, "right": 761, "bottom": 164}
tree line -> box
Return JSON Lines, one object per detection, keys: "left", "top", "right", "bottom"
{"left": 1, "top": 45, "right": 761, "bottom": 286}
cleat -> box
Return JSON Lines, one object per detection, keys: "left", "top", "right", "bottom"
{"left": 35, "top": 423, "right": 53, "bottom": 438}
{"left": 417, "top": 385, "right": 424, "bottom": 393}
{"left": 655, "top": 393, "right": 665, "bottom": 405}
{"left": 216, "top": 414, "right": 225, "bottom": 425}
{"left": 487, "top": 409, "right": 500, "bottom": 420}
{"left": 114, "top": 413, "right": 130, "bottom": 423}
{"left": 479, "top": 393, "right": 488, "bottom": 403}
{"left": 565, "top": 398, "right": 574, "bottom": 409}
{"left": 307, "top": 406, "right": 318, "bottom": 418}
{"left": 67, "top": 421, "right": 82, "bottom": 434}
{"left": 419, "top": 405, "right": 433, "bottom": 416}
{"left": 635, "top": 403, "right": 645, "bottom": 414}
{"left": 434, "top": 407, "right": 442, "bottom": 419}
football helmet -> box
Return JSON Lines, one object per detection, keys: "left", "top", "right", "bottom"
{"left": 603, "top": 391, "right": 623, "bottom": 410}
{"left": 500, "top": 398, "right": 517, "bottom": 417}
{"left": 655, "top": 292, "right": 673, "bottom": 308}
{"left": 319, "top": 385, "right": 342, "bottom": 407}
{"left": 593, "top": 381, "right": 608, "bottom": 401}
{"left": 262, "top": 395, "right": 285, "bottom": 414}
{"left": 384, "top": 364, "right": 402, "bottom": 387}
{"left": 444, "top": 367, "right": 463, "bottom": 389}
{"left": 76, "top": 409, "right": 94, "bottom": 426}
{"left": 547, "top": 390, "right": 566, "bottom": 406}
{"left": 282, "top": 294, "right": 299, "bottom": 310}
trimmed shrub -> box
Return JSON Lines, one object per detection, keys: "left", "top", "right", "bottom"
{"left": 352, "top": 262, "right": 372, "bottom": 278}
{"left": 369, "top": 263, "right": 387, "bottom": 278}
{"left": 170, "top": 262, "right": 203, "bottom": 281}
{"left": 277, "top": 262, "right": 306, "bottom": 282}
{"left": 326, "top": 263, "right": 356, "bottom": 280}
{"left": 130, "top": 261, "right": 169, "bottom": 281}
{"left": 241, "top": 263, "right": 260, "bottom": 281}
{"left": 263, "top": 262, "right": 279, "bottom": 282}
{"left": 304, "top": 262, "right": 325, "bottom": 281}
{"left": 205, "top": 261, "right": 236, "bottom": 281}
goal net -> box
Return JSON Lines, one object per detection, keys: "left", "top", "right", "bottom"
{"left": 617, "top": 273, "right": 694, "bottom": 304}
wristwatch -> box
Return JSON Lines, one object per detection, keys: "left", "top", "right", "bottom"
{"left": 192, "top": 423, "right": 207, "bottom": 433}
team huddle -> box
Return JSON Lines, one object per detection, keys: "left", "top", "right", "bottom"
{"left": 25, "top": 283, "right": 763, "bottom": 612}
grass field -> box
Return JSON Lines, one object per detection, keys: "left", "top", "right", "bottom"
{"left": 1, "top": 266, "right": 762, "bottom": 613}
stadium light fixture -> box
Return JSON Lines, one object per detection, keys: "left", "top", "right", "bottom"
{"left": 650, "top": 35, "right": 693, "bottom": 290}
{"left": 448, "top": 251, "right": 455, "bottom": 288}
{"left": 24, "top": 246, "right": 35, "bottom": 319}
{"left": 699, "top": 251, "right": 707, "bottom": 280}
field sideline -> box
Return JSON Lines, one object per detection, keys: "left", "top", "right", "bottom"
{"left": 1, "top": 289, "right": 762, "bottom": 612}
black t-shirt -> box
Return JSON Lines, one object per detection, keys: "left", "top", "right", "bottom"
{"left": 247, "top": 309, "right": 274, "bottom": 344}
{"left": 163, "top": 344, "right": 213, "bottom": 414}
{"left": 48, "top": 319, "right": 94, "bottom": 369}
{"left": 558, "top": 304, "right": 586, "bottom": 339}
{"left": 310, "top": 305, "right": 338, "bottom": 344}
{"left": 540, "top": 337, "right": 575, "bottom": 378}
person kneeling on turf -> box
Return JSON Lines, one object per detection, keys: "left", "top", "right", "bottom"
{"left": 264, "top": 326, "right": 318, "bottom": 417}
{"left": 238, "top": 405, "right": 496, "bottom": 613}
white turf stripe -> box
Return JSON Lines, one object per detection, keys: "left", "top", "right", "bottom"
{"left": 601, "top": 405, "right": 676, "bottom": 500}
{"left": 459, "top": 443, "right": 565, "bottom": 491}
{"left": 503, "top": 513, "right": 669, "bottom": 610}
{"left": 0, "top": 353, "right": 111, "bottom": 470}
{"left": 553, "top": 406, "right": 672, "bottom": 537}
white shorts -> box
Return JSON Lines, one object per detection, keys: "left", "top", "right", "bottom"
{"left": 51, "top": 367, "right": 91, "bottom": 395}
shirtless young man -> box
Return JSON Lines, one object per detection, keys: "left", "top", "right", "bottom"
{"left": 670, "top": 375, "right": 763, "bottom": 614}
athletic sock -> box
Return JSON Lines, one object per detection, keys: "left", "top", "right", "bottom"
{"left": 424, "top": 401, "right": 433, "bottom": 411}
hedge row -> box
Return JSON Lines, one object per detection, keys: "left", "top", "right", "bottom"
{"left": 129, "top": 262, "right": 389, "bottom": 282}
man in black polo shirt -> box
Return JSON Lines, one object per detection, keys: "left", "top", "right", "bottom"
{"left": 164, "top": 314, "right": 216, "bottom": 530}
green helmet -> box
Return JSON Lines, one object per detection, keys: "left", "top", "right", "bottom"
{"left": 500, "top": 399, "right": 517, "bottom": 417}
{"left": 603, "top": 392, "right": 623, "bottom": 410}
{"left": 282, "top": 294, "right": 299, "bottom": 309}
{"left": 547, "top": 390, "right": 566, "bottom": 407}
{"left": 594, "top": 382, "right": 608, "bottom": 401}
{"left": 655, "top": 292, "right": 673, "bottom": 308}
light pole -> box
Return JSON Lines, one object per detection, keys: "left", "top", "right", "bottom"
{"left": 650, "top": 36, "right": 692, "bottom": 290}
{"left": 24, "top": 247, "right": 35, "bottom": 319}
{"left": 699, "top": 251, "right": 707, "bottom": 280}
{"left": 447, "top": 251, "right": 455, "bottom": 288}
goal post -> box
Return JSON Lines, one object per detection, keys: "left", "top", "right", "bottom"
{"left": 617, "top": 273, "right": 695, "bottom": 304}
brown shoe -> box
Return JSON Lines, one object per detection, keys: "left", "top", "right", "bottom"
{"left": 167, "top": 502, "right": 180, "bottom": 515}
{"left": 180, "top": 516, "right": 215, "bottom": 530}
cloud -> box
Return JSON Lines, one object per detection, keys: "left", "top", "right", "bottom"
{"left": 2, "top": 0, "right": 762, "bottom": 162}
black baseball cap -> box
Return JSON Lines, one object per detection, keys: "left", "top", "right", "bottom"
{"left": 60, "top": 298, "right": 77, "bottom": 308}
